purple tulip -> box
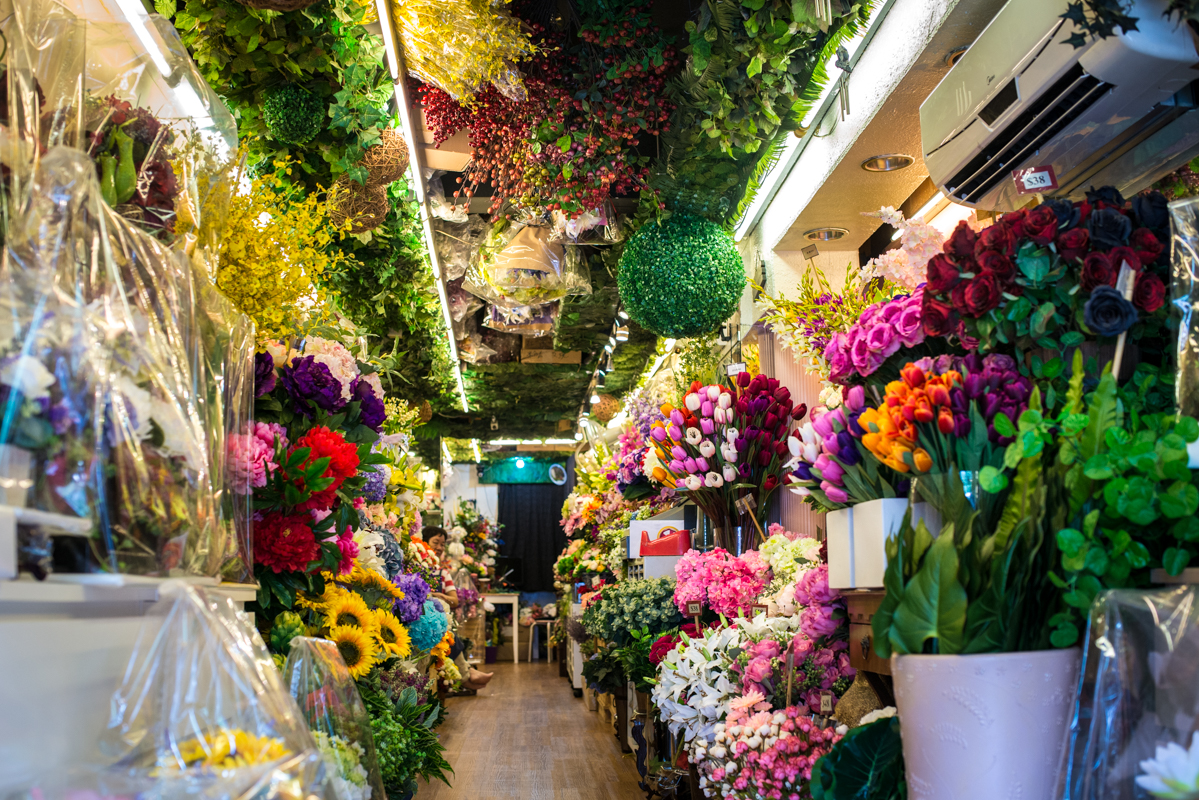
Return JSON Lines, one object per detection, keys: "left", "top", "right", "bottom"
{"left": 671, "top": 409, "right": 685, "bottom": 427}
{"left": 984, "top": 393, "right": 1002, "bottom": 419}
{"left": 684, "top": 458, "right": 699, "bottom": 474}
{"left": 821, "top": 459, "right": 845, "bottom": 484}
{"left": 670, "top": 459, "right": 685, "bottom": 473}
{"left": 701, "top": 400, "right": 714, "bottom": 417}
{"left": 735, "top": 437, "right": 747, "bottom": 452}
{"left": 667, "top": 423, "right": 682, "bottom": 441}
{"left": 839, "top": 444, "right": 860, "bottom": 466}
{"left": 812, "top": 412, "right": 835, "bottom": 439}
{"left": 651, "top": 426, "right": 667, "bottom": 442}
{"left": 954, "top": 415, "right": 971, "bottom": 438}
{"left": 745, "top": 426, "right": 760, "bottom": 441}
{"left": 823, "top": 483, "right": 850, "bottom": 504}
{"left": 822, "top": 434, "right": 839, "bottom": 454}
{"left": 701, "top": 418, "right": 715, "bottom": 435}
{"left": 846, "top": 385, "right": 866, "bottom": 412}
{"left": 696, "top": 456, "right": 710, "bottom": 473}
{"left": 671, "top": 445, "right": 687, "bottom": 460}
{"left": 794, "top": 463, "right": 814, "bottom": 481}
{"left": 739, "top": 463, "right": 751, "bottom": 479}
{"left": 964, "top": 373, "right": 986, "bottom": 400}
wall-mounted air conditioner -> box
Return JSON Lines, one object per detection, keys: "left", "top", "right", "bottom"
{"left": 921, "top": 0, "right": 1199, "bottom": 211}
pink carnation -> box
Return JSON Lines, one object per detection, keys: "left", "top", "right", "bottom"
{"left": 227, "top": 432, "right": 275, "bottom": 493}
{"left": 794, "top": 563, "right": 836, "bottom": 607}
{"left": 336, "top": 526, "right": 359, "bottom": 575}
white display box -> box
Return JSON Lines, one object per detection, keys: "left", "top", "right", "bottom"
{"left": 643, "top": 555, "right": 683, "bottom": 579}
{"left": 839, "top": 499, "right": 942, "bottom": 589}
{"left": 826, "top": 508, "right": 853, "bottom": 590}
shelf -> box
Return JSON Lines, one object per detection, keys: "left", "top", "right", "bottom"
{"left": 0, "top": 574, "right": 258, "bottom": 606}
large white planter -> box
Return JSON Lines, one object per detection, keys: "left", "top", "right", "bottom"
{"left": 827, "top": 500, "right": 942, "bottom": 589}
{"left": 893, "top": 648, "right": 1080, "bottom": 800}
{"left": 826, "top": 508, "right": 853, "bottom": 589}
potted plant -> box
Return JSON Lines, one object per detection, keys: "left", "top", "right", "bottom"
{"left": 871, "top": 375, "right": 1078, "bottom": 800}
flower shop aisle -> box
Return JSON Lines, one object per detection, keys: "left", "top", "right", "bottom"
{"left": 416, "top": 661, "right": 644, "bottom": 800}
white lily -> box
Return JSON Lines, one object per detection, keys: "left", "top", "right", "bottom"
{"left": 1138, "top": 734, "right": 1199, "bottom": 799}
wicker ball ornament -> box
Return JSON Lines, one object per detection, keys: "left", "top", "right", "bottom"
{"left": 592, "top": 393, "right": 621, "bottom": 423}
{"left": 419, "top": 400, "right": 433, "bottom": 424}
{"left": 330, "top": 175, "right": 389, "bottom": 233}
{"left": 617, "top": 212, "right": 745, "bottom": 338}
{"left": 361, "top": 129, "right": 409, "bottom": 188}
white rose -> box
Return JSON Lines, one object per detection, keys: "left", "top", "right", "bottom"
{"left": 0, "top": 355, "right": 55, "bottom": 400}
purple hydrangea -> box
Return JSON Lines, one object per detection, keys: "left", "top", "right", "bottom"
{"left": 279, "top": 356, "right": 345, "bottom": 416}
{"left": 392, "top": 572, "right": 431, "bottom": 623}
{"left": 361, "top": 466, "right": 387, "bottom": 503}
{"left": 254, "top": 352, "right": 276, "bottom": 398}
{"left": 351, "top": 377, "right": 385, "bottom": 431}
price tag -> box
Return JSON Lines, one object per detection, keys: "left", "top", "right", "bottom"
{"left": 726, "top": 362, "right": 747, "bottom": 376}
{"left": 751, "top": 603, "right": 769, "bottom": 617}
{"left": 1012, "top": 165, "right": 1058, "bottom": 195}
{"left": 686, "top": 601, "right": 703, "bottom": 616}
{"left": 820, "top": 692, "right": 833, "bottom": 714}
{"left": 801, "top": 243, "right": 820, "bottom": 260}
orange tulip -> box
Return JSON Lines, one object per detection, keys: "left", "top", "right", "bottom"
{"left": 937, "top": 407, "right": 955, "bottom": 434}
{"left": 913, "top": 448, "right": 933, "bottom": 472}
{"left": 901, "top": 364, "right": 926, "bottom": 389}
{"left": 927, "top": 382, "right": 951, "bottom": 407}
{"left": 652, "top": 467, "right": 668, "bottom": 482}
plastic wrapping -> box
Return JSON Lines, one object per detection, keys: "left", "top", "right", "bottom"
{"left": 1062, "top": 586, "right": 1199, "bottom": 800}
{"left": 1171, "top": 197, "right": 1199, "bottom": 418}
{"left": 0, "top": 147, "right": 218, "bottom": 576}
{"left": 482, "top": 302, "right": 558, "bottom": 337}
{"left": 57, "top": 584, "right": 338, "bottom": 800}
{"left": 434, "top": 216, "right": 486, "bottom": 281}
{"left": 549, "top": 202, "right": 623, "bottom": 245}
{"left": 463, "top": 220, "right": 590, "bottom": 307}
{"left": 427, "top": 172, "right": 468, "bottom": 224}
{"left": 284, "top": 637, "right": 387, "bottom": 800}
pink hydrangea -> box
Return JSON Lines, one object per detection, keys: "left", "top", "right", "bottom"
{"left": 674, "top": 548, "right": 771, "bottom": 618}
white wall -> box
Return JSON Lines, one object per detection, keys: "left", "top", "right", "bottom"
{"left": 441, "top": 464, "right": 498, "bottom": 526}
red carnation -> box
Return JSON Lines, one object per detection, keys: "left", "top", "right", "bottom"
{"left": 1108, "top": 245, "right": 1142, "bottom": 273}
{"left": 945, "top": 221, "right": 978, "bottom": 260}
{"left": 1130, "top": 227, "right": 1164, "bottom": 265}
{"left": 293, "top": 426, "right": 360, "bottom": 511}
{"left": 1080, "top": 252, "right": 1118, "bottom": 292}
{"left": 1025, "top": 205, "right": 1059, "bottom": 245}
{"left": 922, "top": 293, "right": 957, "bottom": 337}
{"left": 1057, "top": 227, "right": 1090, "bottom": 262}
{"left": 254, "top": 511, "right": 320, "bottom": 574}
{"left": 962, "top": 272, "right": 1003, "bottom": 316}
{"left": 926, "top": 253, "right": 962, "bottom": 293}
{"left": 1133, "top": 272, "right": 1166, "bottom": 313}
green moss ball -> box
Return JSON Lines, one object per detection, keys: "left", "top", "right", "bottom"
{"left": 262, "top": 84, "right": 326, "bottom": 145}
{"left": 617, "top": 212, "right": 745, "bottom": 338}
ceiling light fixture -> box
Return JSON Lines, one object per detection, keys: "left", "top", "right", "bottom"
{"left": 615, "top": 326, "right": 629, "bottom": 342}
{"left": 515, "top": 458, "right": 525, "bottom": 469}
{"left": 861, "top": 154, "right": 915, "bottom": 172}
{"left": 914, "top": 191, "right": 947, "bottom": 221}
{"left": 803, "top": 227, "right": 849, "bottom": 241}
{"left": 617, "top": 308, "right": 629, "bottom": 321}
{"left": 591, "top": 392, "right": 601, "bottom": 404}
{"left": 574, "top": 431, "right": 583, "bottom": 441}
{"left": 596, "top": 372, "right": 606, "bottom": 388}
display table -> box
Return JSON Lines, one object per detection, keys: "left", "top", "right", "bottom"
{"left": 484, "top": 592, "right": 520, "bottom": 663}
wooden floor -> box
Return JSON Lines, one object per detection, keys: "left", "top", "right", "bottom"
{"left": 415, "top": 660, "right": 645, "bottom": 800}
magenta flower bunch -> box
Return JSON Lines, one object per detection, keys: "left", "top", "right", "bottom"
{"left": 674, "top": 547, "right": 771, "bottom": 618}
{"left": 824, "top": 289, "right": 926, "bottom": 384}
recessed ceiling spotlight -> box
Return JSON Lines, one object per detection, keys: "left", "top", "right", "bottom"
{"left": 803, "top": 227, "right": 849, "bottom": 242}
{"left": 946, "top": 46, "right": 969, "bottom": 68}
{"left": 861, "top": 154, "right": 915, "bottom": 172}
{"left": 591, "top": 393, "right": 601, "bottom": 404}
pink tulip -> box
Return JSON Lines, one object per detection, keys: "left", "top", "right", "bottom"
{"left": 671, "top": 445, "right": 687, "bottom": 461}
{"left": 822, "top": 482, "right": 849, "bottom": 504}
{"left": 684, "top": 458, "right": 698, "bottom": 473}
{"left": 696, "top": 456, "right": 710, "bottom": 473}
{"left": 701, "top": 418, "right": 715, "bottom": 435}
{"left": 651, "top": 427, "right": 666, "bottom": 442}
{"left": 701, "top": 400, "right": 714, "bottom": 417}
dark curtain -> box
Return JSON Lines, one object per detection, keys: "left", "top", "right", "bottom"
{"left": 497, "top": 482, "right": 570, "bottom": 592}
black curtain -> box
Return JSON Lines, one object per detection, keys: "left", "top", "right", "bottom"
{"left": 497, "top": 482, "right": 570, "bottom": 592}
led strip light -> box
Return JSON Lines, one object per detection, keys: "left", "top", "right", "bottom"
{"left": 375, "top": 0, "right": 469, "bottom": 412}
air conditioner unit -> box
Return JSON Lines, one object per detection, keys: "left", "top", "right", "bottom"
{"left": 921, "top": 0, "right": 1199, "bottom": 211}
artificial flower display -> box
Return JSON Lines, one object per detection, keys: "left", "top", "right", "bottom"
{"left": 674, "top": 548, "right": 771, "bottom": 618}
{"left": 649, "top": 372, "right": 807, "bottom": 552}
{"left": 860, "top": 206, "right": 945, "bottom": 291}
{"left": 582, "top": 576, "right": 683, "bottom": 646}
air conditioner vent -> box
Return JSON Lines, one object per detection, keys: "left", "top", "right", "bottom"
{"left": 946, "top": 63, "right": 1111, "bottom": 203}
{"left": 979, "top": 80, "right": 1019, "bottom": 125}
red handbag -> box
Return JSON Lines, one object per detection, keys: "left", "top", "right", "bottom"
{"left": 640, "top": 526, "right": 692, "bottom": 556}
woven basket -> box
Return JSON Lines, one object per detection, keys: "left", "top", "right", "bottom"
{"left": 329, "top": 175, "right": 388, "bottom": 233}
{"left": 362, "top": 128, "right": 410, "bottom": 188}
{"left": 592, "top": 393, "right": 621, "bottom": 423}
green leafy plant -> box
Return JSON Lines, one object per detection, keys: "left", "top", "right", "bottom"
{"left": 992, "top": 353, "right": 1199, "bottom": 647}
{"left": 873, "top": 389, "right": 1062, "bottom": 656}
{"left": 263, "top": 83, "right": 326, "bottom": 144}
{"left": 582, "top": 577, "right": 683, "bottom": 646}
{"left": 582, "top": 643, "right": 628, "bottom": 694}
{"left": 363, "top": 685, "right": 453, "bottom": 795}
{"left": 811, "top": 716, "right": 906, "bottom": 800}
{"left": 611, "top": 628, "right": 659, "bottom": 694}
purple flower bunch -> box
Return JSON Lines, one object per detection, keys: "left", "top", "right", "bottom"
{"left": 824, "top": 288, "right": 925, "bottom": 384}
{"left": 254, "top": 352, "right": 276, "bottom": 398}
{"left": 392, "top": 572, "right": 431, "bottom": 623}
{"left": 360, "top": 466, "right": 388, "bottom": 503}
{"left": 351, "top": 377, "right": 385, "bottom": 431}
{"left": 801, "top": 292, "right": 842, "bottom": 354}
{"left": 279, "top": 355, "right": 346, "bottom": 416}
{"left": 623, "top": 392, "right": 666, "bottom": 440}
{"left": 934, "top": 353, "right": 1033, "bottom": 445}
{"left": 788, "top": 406, "right": 861, "bottom": 506}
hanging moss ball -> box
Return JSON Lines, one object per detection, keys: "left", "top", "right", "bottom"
{"left": 617, "top": 212, "right": 745, "bottom": 338}
{"left": 262, "top": 84, "right": 326, "bottom": 145}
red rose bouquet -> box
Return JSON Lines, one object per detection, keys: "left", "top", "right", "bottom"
{"left": 921, "top": 187, "right": 1170, "bottom": 362}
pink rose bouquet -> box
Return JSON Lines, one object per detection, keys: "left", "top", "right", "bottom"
{"left": 823, "top": 289, "right": 929, "bottom": 384}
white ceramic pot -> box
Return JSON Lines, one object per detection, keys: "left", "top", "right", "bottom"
{"left": 893, "top": 648, "right": 1080, "bottom": 800}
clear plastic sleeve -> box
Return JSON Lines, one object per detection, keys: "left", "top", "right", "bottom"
{"left": 427, "top": 172, "right": 468, "bottom": 224}
{"left": 434, "top": 216, "right": 486, "bottom": 281}
{"left": 548, "top": 202, "right": 623, "bottom": 245}
{"left": 1061, "top": 586, "right": 1199, "bottom": 800}
{"left": 482, "top": 302, "right": 558, "bottom": 337}
{"left": 65, "top": 584, "right": 337, "bottom": 800}
{"left": 463, "top": 221, "right": 590, "bottom": 307}
{"left": 283, "top": 637, "right": 387, "bottom": 800}
{"left": 1171, "top": 197, "right": 1199, "bottom": 418}
{"left": 0, "top": 146, "right": 218, "bottom": 577}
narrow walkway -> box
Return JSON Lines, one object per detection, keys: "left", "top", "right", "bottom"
{"left": 417, "top": 660, "right": 645, "bottom": 800}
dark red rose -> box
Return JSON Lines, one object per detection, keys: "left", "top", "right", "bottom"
{"left": 1080, "top": 252, "right": 1118, "bottom": 292}
{"left": 976, "top": 250, "right": 1015, "bottom": 283}
{"left": 1108, "top": 245, "right": 1142, "bottom": 273}
{"left": 950, "top": 282, "right": 969, "bottom": 315}
{"left": 922, "top": 293, "right": 957, "bottom": 337}
{"left": 1133, "top": 272, "right": 1166, "bottom": 313}
{"left": 946, "top": 221, "right": 978, "bottom": 260}
{"left": 1002, "top": 209, "right": 1027, "bottom": 239}
{"left": 926, "top": 253, "right": 962, "bottom": 293}
{"left": 1025, "top": 205, "right": 1059, "bottom": 245}
{"left": 1130, "top": 227, "right": 1164, "bottom": 265}
{"left": 975, "top": 223, "right": 1018, "bottom": 258}
{"left": 1057, "top": 227, "right": 1090, "bottom": 263}
{"left": 1076, "top": 200, "right": 1093, "bottom": 226}
{"left": 962, "top": 272, "right": 1003, "bottom": 316}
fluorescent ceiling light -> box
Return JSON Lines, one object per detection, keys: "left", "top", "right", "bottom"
{"left": 441, "top": 440, "right": 452, "bottom": 462}
{"left": 490, "top": 439, "right": 522, "bottom": 445}
{"left": 542, "top": 438, "right": 577, "bottom": 445}
{"left": 471, "top": 439, "right": 482, "bottom": 461}
{"left": 914, "top": 191, "right": 946, "bottom": 221}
